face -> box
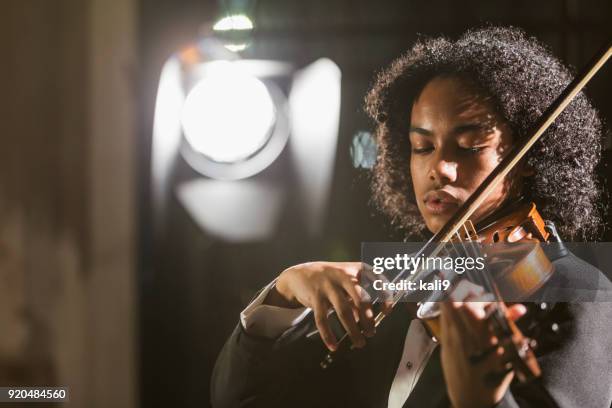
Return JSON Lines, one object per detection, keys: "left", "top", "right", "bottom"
{"left": 409, "top": 76, "right": 521, "bottom": 233}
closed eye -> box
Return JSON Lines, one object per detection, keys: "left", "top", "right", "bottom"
{"left": 460, "top": 146, "right": 486, "bottom": 154}
{"left": 412, "top": 146, "right": 434, "bottom": 154}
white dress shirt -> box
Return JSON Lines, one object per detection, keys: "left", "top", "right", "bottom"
{"left": 240, "top": 281, "right": 437, "bottom": 408}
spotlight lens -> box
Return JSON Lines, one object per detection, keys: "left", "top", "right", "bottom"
{"left": 181, "top": 71, "right": 275, "bottom": 163}
{"left": 213, "top": 15, "right": 254, "bottom": 31}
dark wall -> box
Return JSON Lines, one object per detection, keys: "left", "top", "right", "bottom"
{"left": 137, "top": 1, "right": 612, "bottom": 407}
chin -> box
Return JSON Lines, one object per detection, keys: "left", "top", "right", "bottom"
{"left": 424, "top": 218, "right": 444, "bottom": 235}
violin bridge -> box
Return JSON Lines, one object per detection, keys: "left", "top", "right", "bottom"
{"left": 452, "top": 220, "right": 479, "bottom": 242}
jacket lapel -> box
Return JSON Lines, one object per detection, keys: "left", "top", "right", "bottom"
{"left": 402, "top": 346, "right": 449, "bottom": 407}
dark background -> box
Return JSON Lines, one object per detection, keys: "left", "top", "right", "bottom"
{"left": 137, "top": 1, "right": 612, "bottom": 407}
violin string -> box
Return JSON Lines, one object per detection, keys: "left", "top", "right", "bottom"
{"left": 461, "top": 223, "right": 502, "bottom": 300}
{"left": 460, "top": 223, "right": 511, "bottom": 335}
{"left": 446, "top": 223, "right": 505, "bottom": 311}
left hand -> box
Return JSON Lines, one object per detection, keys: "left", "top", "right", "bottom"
{"left": 438, "top": 281, "right": 527, "bottom": 408}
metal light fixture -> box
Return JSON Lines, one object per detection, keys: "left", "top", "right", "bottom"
{"left": 213, "top": 0, "right": 256, "bottom": 52}
{"left": 151, "top": 31, "right": 341, "bottom": 241}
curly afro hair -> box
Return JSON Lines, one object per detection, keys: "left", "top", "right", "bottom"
{"left": 365, "top": 26, "right": 606, "bottom": 240}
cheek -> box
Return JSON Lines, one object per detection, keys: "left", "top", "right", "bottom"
{"left": 410, "top": 155, "right": 425, "bottom": 192}
{"left": 468, "top": 152, "right": 512, "bottom": 206}
{"left": 462, "top": 152, "right": 501, "bottom": 188}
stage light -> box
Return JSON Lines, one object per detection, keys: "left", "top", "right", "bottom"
{"left": 177, "top": 59, "right": 290, "bottom": 181}
{"left": 212, "top": 14, "right": 253, "bottom": 52}
{"left": 151, "top": 35, "right": 341, "bottom": 241}
{"left": 180, "top": 67, "right": 276, "bottom": 164}
{"left": 213, "top": 14, "right": 253, "bottom": 31}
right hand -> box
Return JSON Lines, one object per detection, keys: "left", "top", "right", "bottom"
{"left": 265, "top": 262, "right": 391, "bottom": 351}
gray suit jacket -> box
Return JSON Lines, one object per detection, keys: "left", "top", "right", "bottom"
{"left": 211, "top": 251, "right": 612, "bottom": 407}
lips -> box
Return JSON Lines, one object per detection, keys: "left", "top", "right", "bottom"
{"left": 423, "top": 190, "right": 460, "bottom": 214}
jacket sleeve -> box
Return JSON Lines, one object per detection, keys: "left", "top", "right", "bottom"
{"left": 240, "top": 280, "right": 309, "bottom": 339}
{"left": 497, "top": 301, "right": 612, "bottom": 408}
{"left": 210, "top": 309, "right": 340, "bottom": 408}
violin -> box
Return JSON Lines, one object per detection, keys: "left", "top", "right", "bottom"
{"left": 415, "top": 201, "right": 554, "bottom": 385}
{"left": 315, "top": 40, "right": 612, "bottom": 401}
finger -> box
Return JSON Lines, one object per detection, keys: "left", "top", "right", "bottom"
{"left": 450, "top": 279, "right": 485, "bottom": 302}
{"left": 462, "top": 300, "right": 489, "bottom": 320}
{"left": 461, "top": 300, "right": 499, "bottom": 349}
{"left": 458, "top": 303, "right": 485, "bottom": 337}
{"left": 440, "top": 300, "right": 463, "bottom": 322}
{"left": 506, "top": 303, "right": 527, "bottom": 321}
{"left": 328, "top": 288, "right": 365, "bottom": 348}
{"left": 359, "top": 263, "right": 396, "bottom": 308}
{"left": 362, "top": 306, "right": 376, "bottom": 337}
{"left": 341, "top": 279, "right": 369, "bottom": 307}
{"left": 461, "top": 287, "right": 497, "bottom": 317}
{"left": 342, "top": 282, "right": 376, "bottom": 337}
{"left": 357, "top": 287, "right": 376, "bottom": 337}
{"left": 313, "top": 298, "right": 337, "bottom": 351}
{"left": 448, "top": 300, "right": 493, "bottom": 351}
{"left": 464, "top": 291, "right": 495, "bottom": 303}
{"left": 339, "top": 262, "right": 362, "bottom": 280}
{"left": 359, "top": 262, "right": 380, "bottom": 283}
{"left": 439, "top": 301, "right": 466, "bottom": 344}
{"left": 461, "top": 289, "right": 496, "bottom": 323}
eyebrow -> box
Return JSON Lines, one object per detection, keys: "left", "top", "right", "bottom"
{"left": 408, "top": 126, "right": 432, "bottom": 136}
{"left": 409, "top": 123, "right": 485, "bottom": 136}
{"left": 453, "top": 123, "right": 485, "bottom": 135}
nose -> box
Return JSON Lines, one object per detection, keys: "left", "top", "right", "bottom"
{"left": 428, "top": 150, "right": 457, "bottom": 184}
